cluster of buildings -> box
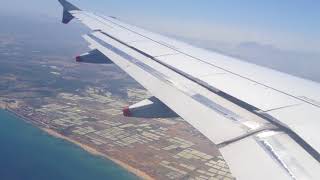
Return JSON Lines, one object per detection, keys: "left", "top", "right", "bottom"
{"left": 24, "top": 86, "right": 235, "bottom": 179}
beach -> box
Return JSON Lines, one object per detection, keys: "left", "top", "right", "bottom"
{"left": 5, "top": 107, "right": 152, "bottom": 180}
{"left": 0, "top": 109, "right": 140, "bottom": 180}
{"left": 42, "top": 128, "right": 154, "bottom": 180}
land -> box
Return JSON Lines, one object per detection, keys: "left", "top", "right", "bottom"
{"left": 0, "top": 18, "right": 235, "bottom": 180}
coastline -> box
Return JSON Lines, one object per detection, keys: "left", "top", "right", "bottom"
{"left": 42, "top": 128, "right": 154, "bottom": 180}
{"left": 3, "top": 108, "right": 153, "bottom": 180}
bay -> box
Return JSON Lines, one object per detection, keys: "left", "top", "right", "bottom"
{"left": 0, "top": 109, "right": 138, "bottom": 180}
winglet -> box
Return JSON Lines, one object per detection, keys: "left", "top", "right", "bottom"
{"left": 58, "top": 0, "right": 80, "bottom": 24}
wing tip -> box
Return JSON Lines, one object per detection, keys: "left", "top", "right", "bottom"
{"left": 58, "top": 0, "right": 80, "bottom": 11}
{"left": 58, "top": 0, "right": 80, "bottom": 24}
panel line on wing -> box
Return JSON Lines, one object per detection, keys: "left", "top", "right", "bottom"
{"left": 259, "top": 104, "right": 303, "bottom": 113}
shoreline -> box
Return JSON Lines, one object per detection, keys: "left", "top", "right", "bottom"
{"left": 3, "top": 108, "right": 153, "bottom": 180}
{"left": 41, "top": 128, "right": 154, "bottom": 180}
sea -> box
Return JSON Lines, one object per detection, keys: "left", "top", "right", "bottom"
{"left": 0, "top": 109, "right": 138, "bottom": 180}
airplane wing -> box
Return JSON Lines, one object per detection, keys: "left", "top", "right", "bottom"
{"left": 58, "top": 0, "right": 320, "bottom": 179}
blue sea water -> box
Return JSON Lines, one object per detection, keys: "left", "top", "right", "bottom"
{"left": 0, "top": 109, "right": 138, "bottom": 180}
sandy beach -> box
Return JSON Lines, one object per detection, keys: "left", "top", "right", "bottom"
{"left": 42, "top": 128, "right": 154, "bottom": 180}
{"left": 4, "top": 108, "right": 154, "bottom": 180}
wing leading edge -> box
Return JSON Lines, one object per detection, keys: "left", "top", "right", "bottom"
{"left": 57, "top": 1, "right": 320, "bottom": 179}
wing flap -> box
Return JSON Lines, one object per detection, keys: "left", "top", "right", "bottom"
{"left": 266, "top": 104, "right": 320, "bottom": 154}
{"left": 221, "top": 130, "right": 320, "bottom": 180}
{"left": 220, "top": 134, "right": 292, "bottom": 180}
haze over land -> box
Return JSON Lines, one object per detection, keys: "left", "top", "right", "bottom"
{"left": 1, "top": 0, "right": 319, "bottom": 82}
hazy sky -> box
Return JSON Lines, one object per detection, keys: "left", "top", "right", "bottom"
{"left": 1, "top": 0, "right": 320, "bottom": 81}
{"left": 2, "top": 0, "right": 320, "bottom": 53}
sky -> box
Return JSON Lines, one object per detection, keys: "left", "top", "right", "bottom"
{"left": 1, "top": 0, "right": 320, "bottom": 81}
{"left": 1, "top": 0, "right": 320, "bottom": 52}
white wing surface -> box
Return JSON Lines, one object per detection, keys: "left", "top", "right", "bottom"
{"left": 58, "top": 1, "right": 320, "bottom": 179}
